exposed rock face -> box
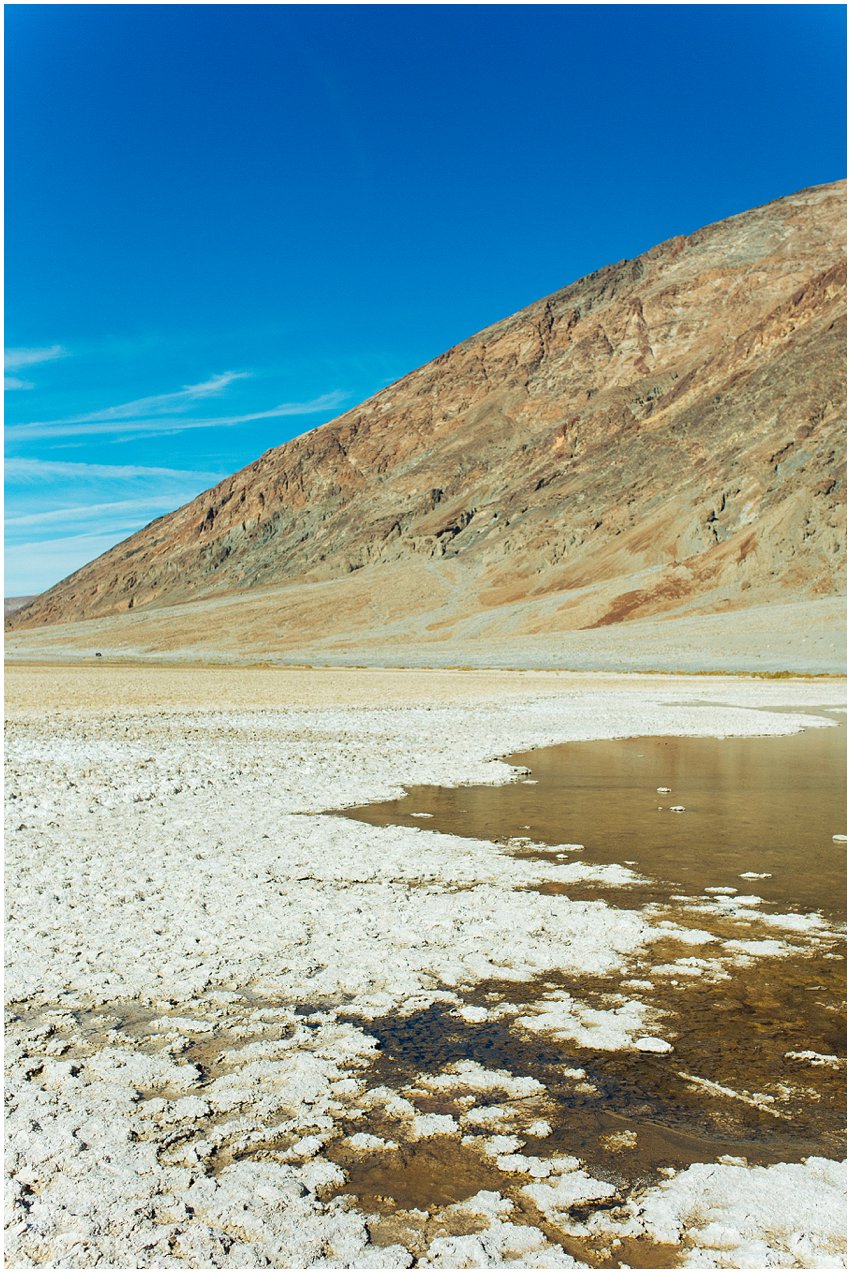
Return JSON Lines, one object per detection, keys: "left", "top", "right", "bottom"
{"left": 4, "top": 596, "right": 36, "bottom": 619}
{"left": 10, "top": 181, "right": 846, "bottom": 654}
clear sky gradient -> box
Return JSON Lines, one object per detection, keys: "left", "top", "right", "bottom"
{"left": 5, "top": 3, "right": 846, "bottom": 595}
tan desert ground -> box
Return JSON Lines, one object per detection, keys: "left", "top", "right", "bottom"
{"left": 5, "top": 182, "right": 847, "bottom": 1270}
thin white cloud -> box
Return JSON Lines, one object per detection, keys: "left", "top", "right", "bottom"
{"left": 5, "top": 530, "right": 142, "bottom": 596}
{"left": 6, "top": 498, "right": 188, "bottom": 529}
{"left": 5, "top": 457, "right": 226, "bottom": 594}
{"left": 4, "top": 376, "right": 35, "bottom": 390}
{"left": 4, "top": 370, "right": 246, "bottom": 431}
{"left": 65, "top": 371, "right": 250, "bottom": 424}
{"left": 4, "top": 344, "right": 66, "bottom": 371}
{"left": 6, "top": 457, "right": 224, "bottom": 484}
{"left": 6, "top": 390, "right": 348, "bottom": 442}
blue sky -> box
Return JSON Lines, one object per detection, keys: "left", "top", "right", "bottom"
{"left": 5, "top": 4, "right": 846, "bottom": 595}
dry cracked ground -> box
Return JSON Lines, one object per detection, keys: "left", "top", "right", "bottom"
{"left": 4, "top": 667, "right": 847, "bottom": 1269}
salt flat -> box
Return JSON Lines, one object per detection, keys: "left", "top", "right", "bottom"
{"left": 4, "top": 666, "right": 847, "bottom": 1268}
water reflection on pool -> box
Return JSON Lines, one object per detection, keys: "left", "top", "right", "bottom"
{"left": 345, "top": 711, "right": 846, "bottom": 920}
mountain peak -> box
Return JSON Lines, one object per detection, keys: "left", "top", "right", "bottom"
{"left": 9, "top": 181, "right": 846, "bottom": 670}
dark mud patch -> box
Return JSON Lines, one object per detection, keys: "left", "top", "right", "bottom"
{"left": 337, "top": 929, "right": 845, "bottom": 1190}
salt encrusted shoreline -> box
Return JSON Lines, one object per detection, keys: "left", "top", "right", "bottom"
{"left": 5, "top": 671, "right": 847, "bottom": 1268}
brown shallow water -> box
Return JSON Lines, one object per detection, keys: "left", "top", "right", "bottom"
{"left": 337, "top": 942, "right": 845, "bottom": 1178}
{"left": 344, "top": 710, "right": 846, "bottom": 919}
{"left": 336, "top": 712, "right": 847, "bottom": 1231}
{"left": 327, "top": 930, "right": 845, "bottom": 1266}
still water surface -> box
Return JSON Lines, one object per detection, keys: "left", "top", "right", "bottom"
{"left": 347, "top": 710, "right": 846, "bottom": 919}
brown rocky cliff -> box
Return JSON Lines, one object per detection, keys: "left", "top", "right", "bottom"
{"left": 10, "top": 180, "right": 846, "bottom": 638}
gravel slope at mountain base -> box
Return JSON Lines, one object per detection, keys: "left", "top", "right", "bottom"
{"left": 4, "top": 592, "right": 846, "bottom": 675}
{"left": 5, "top": 668, "right": 846, "bottom": 1268}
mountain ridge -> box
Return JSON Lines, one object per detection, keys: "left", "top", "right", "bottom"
{"left": 8, "top": 180, "right": 846, "bottom": 670}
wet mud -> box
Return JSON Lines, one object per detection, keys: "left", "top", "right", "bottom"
{"left": 337, "top": 934, "right": 845, "bottom": 1185}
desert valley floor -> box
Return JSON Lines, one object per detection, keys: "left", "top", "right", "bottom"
{"left": 4, "top": 665, "right": 847, "bottom": 1269}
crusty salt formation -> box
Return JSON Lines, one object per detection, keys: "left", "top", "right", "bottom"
{"left": 5, "top": 668, "right": 847, "bottom": 1267}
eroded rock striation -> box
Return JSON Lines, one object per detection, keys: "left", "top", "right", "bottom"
{"left": 10, "top": 181, "right": 846, "bottom": 657}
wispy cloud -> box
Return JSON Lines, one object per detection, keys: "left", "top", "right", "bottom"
{"left": 6, "top": 390, "right": 348, "bottom": 441}
{"left": 4, "top": 344, "right": 66, "bottom": 371}
{"left": 5, "top": 494, "right": 206, "bottom": 591}
{"left": 6, "top": 457, "right": 224, "bottom": 484}
{"left": 5, "top": 456, "right": 227, "bottom": 594}
{"left": 5, "top": 530, "right": 148, "bottom": 596}
{"left": 6, "top": 498, "right": 186, "bottom": 529}
{"left": 65, "top": 371, "right": 249, "bottom": 423}
{"left": 4, "top": 366, "right": 349, "bottom": 593}
{"left": 5, "top": 345, "right": 66, "bottom": 389}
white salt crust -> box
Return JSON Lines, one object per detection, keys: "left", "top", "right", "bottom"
{"left": 582, "top": 1157, "right": 847, "bottom": 1268}
{"left": 5, "top": 679, "right": 845, "bottom": 1267}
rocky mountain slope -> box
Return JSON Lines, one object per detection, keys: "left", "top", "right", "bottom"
{"left": 8, "top": 181, "right": 846, "bottom": 668}
{"left": 4, "top": 596, "right": 36, "bottom": 619}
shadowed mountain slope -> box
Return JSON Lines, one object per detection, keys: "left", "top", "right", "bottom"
{"left": 9, "top": 181, "right": 846, "bottom": 669}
